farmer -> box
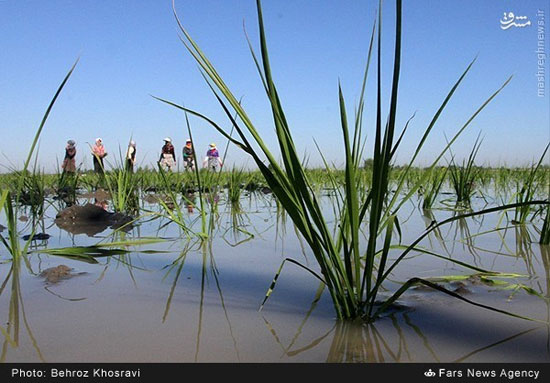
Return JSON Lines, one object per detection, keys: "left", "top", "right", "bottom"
{"left": 125, "top": 140, "right": 137, "bottom": 172}
{"left": 91, "top": 138, "right": 107, "bottom": 174}
{"left": 182, "top": 138, "right": 195, "bottom": 171}
{"left": 159, "top": 137, "right": 176, "bottom": 171}
{"left": 61, "top": 139, "right": 77, "bottom": 174}
{"left": 203, "top": 143, "right": 223, "bottom": 172}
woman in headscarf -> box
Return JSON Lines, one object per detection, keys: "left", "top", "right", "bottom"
{"left": 159, "top": 137, "right": 176, "bottom": 171}
{"left": 182, "top": 138, "right": 195, "bottom": 171}
{"left": 203, "top": 143, "right": 223, "bottom": 172}
{"left": 61, "top": 139, "right": 77, "bottom": 174}
{"left": 92, "top": 138, "right": 107, "bottom": 174}
{"left": 126, "top": 140, "right": 137, "bottom": 172}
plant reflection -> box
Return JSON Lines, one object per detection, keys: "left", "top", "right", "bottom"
{"left": 0, "top": 256, "right": 44, "bottom": 362}
{"left": 161, "top": 239, "right": 240, "bottom": 362}
{"left": 262, "top": 293, "right": 544, "bottom": 362}
{"left": 421, "top": 208, "right": 450, "bottom": 256}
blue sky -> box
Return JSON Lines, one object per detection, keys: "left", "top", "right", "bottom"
{"left": 0, "top": 0, "right": 548, "bottom": 173}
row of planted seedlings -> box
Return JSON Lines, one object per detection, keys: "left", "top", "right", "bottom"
{"left": 1, "top": 159, "right": 547, "bottom": 218}
{"left": 110, "top": 157, "right": 550, "bottom": 246}
{"left": 1, "top": 161, "right": 548, "bottom": 267}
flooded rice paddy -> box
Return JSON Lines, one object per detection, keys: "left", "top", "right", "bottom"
{"left": 1, "top": 187, "right": 549, "bottom": 363}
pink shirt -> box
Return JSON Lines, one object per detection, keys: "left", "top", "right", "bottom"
{"left": 92, "top": 143, "right": 105, "bottom": 157}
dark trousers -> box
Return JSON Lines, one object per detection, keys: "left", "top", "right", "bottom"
{"left": 93, "top": 156, "right": 104, "bottom": 174}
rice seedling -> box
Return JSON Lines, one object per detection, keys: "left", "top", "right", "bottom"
{"left": 148, "top": 166, "right": 195, "bottom": 239}
{"left": 1, "top": 147, "right": 50, "bottom": 221}
{"left": 448, "top": 134, "right": 483, "bottom": 207}
{"left": 153, "top": 0, "right": 550, "bottom": 323}
{"left": 513, "top": 144, "right": 549, "bottom": 225}
{"left": 19, "top": 171, "right": 46, "bottom": 220}
{"left": 107, "top": 167, "right": 140, "bottom": 214}
{"left": 84, "top": 143, "right": 141, "bottom": 214}
{"left": 56, "top": 168, "right": 80, "bottom": 206}
{"left": 227, "top": 166, "right": 246, "bottom": 208}
{"left": 494, "top": 166, "right": 514, "bottom": 197}
{"left": 421, "top": 166, "right": 448, "bottom": 210}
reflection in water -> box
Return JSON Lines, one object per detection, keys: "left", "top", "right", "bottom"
{"left": 275, "top": 199, "right": 287, "bottom": 246}
{"left": 184, "top": 192, "right": 196, "bottom": 214}
{"left": 507, "top": 225, "right": 537, "bottom": 276}
{"left": 54, "top": 203, "right": 133, "bottom": 237}
{"left": 94, "top": 198, "right": 108, "bottom": 210}
{"left": 162, "top": 247, "right": 190, "bottom": 324}
{"left": 450, "top": 213, "right": 482, "bottom": 265}
{"left": 222, "top": 199, "right": 254, "bottom": 248}
{"left": 273, "top": 199, "right": 310, "bottom": 264}
{"left": 265, "top": 305, "right": 544, "bottom": 363}
{"left": 452, "top": 327, "right": 537, "bottom": 363}
{"left": 421, "top": 208, "right": 450, "bottom": 256}
{"left": 206, "top": 191, "right": 220, "bottom": 237}
{"left": 326, "top": 320, "right": 402, "bottom": 362}
{"left": 0, "top": 256, "right": 44, "bottom": 362}
{"left": 161, "top": 239, "right": 240, "bottom": 362}
{"left": 538, "top": 244, "right": 550, "bottom": 351}
{"left": 197, "top": 240, "right": 240, "bottom": 361}
{"left": 256, "top": 195, "right": 550, "bottom": 362}
{"left": 402, "top": 314, "right": 439, "bottom": 361}
{"left": 1, "top": 190, "right": 549, "bottom": 362}
{"left": 262, "top": 283, "right": 326, "bottom": 359}
{"left": 260, "top": 272, "right": 548, "bottom": 363}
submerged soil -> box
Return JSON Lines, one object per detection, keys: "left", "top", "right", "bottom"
{"left": 39, "top": 265, "right": 86, "bottom": 284}
{"left": 54, "top": 203, "right": 133, "bottom": 236}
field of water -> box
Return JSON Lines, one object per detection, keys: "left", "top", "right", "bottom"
{"left": 1, "top": 183, "right": 549, "bottom": 363}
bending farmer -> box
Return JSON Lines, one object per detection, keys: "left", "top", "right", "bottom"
{"left": 159, "top": 137, "right": 176, "bottom": 171}
{"left": 203, "top": 143, "right": 223, "bottom": 172}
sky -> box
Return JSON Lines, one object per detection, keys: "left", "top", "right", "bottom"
{"left": 0, "top": 0, "right": 548, "bottom": 173}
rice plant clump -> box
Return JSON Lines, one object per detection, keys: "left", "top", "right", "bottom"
{"left": 448, "top": 135, "right": 483, "bottom": 208}
{"left": 151, "top": 0, "right": 550, "bottom": 322}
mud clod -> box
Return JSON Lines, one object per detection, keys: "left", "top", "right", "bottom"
{"left": 39, "top": 265, "right": 85, "bottom": 284}
{"left": 54, "top": 203, "right": 133, "bottom": 236}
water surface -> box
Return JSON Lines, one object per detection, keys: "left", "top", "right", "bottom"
{"left": 1, "top": 191, "right": 549, "bottom": 363}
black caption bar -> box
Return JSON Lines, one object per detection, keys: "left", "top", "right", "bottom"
{"left": 1, "top": 363, "right": 548, "bottom": 382}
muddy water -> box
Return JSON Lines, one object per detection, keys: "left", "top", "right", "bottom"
{"left": 1, "top": 192, "right": 549, "bottom": 362}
